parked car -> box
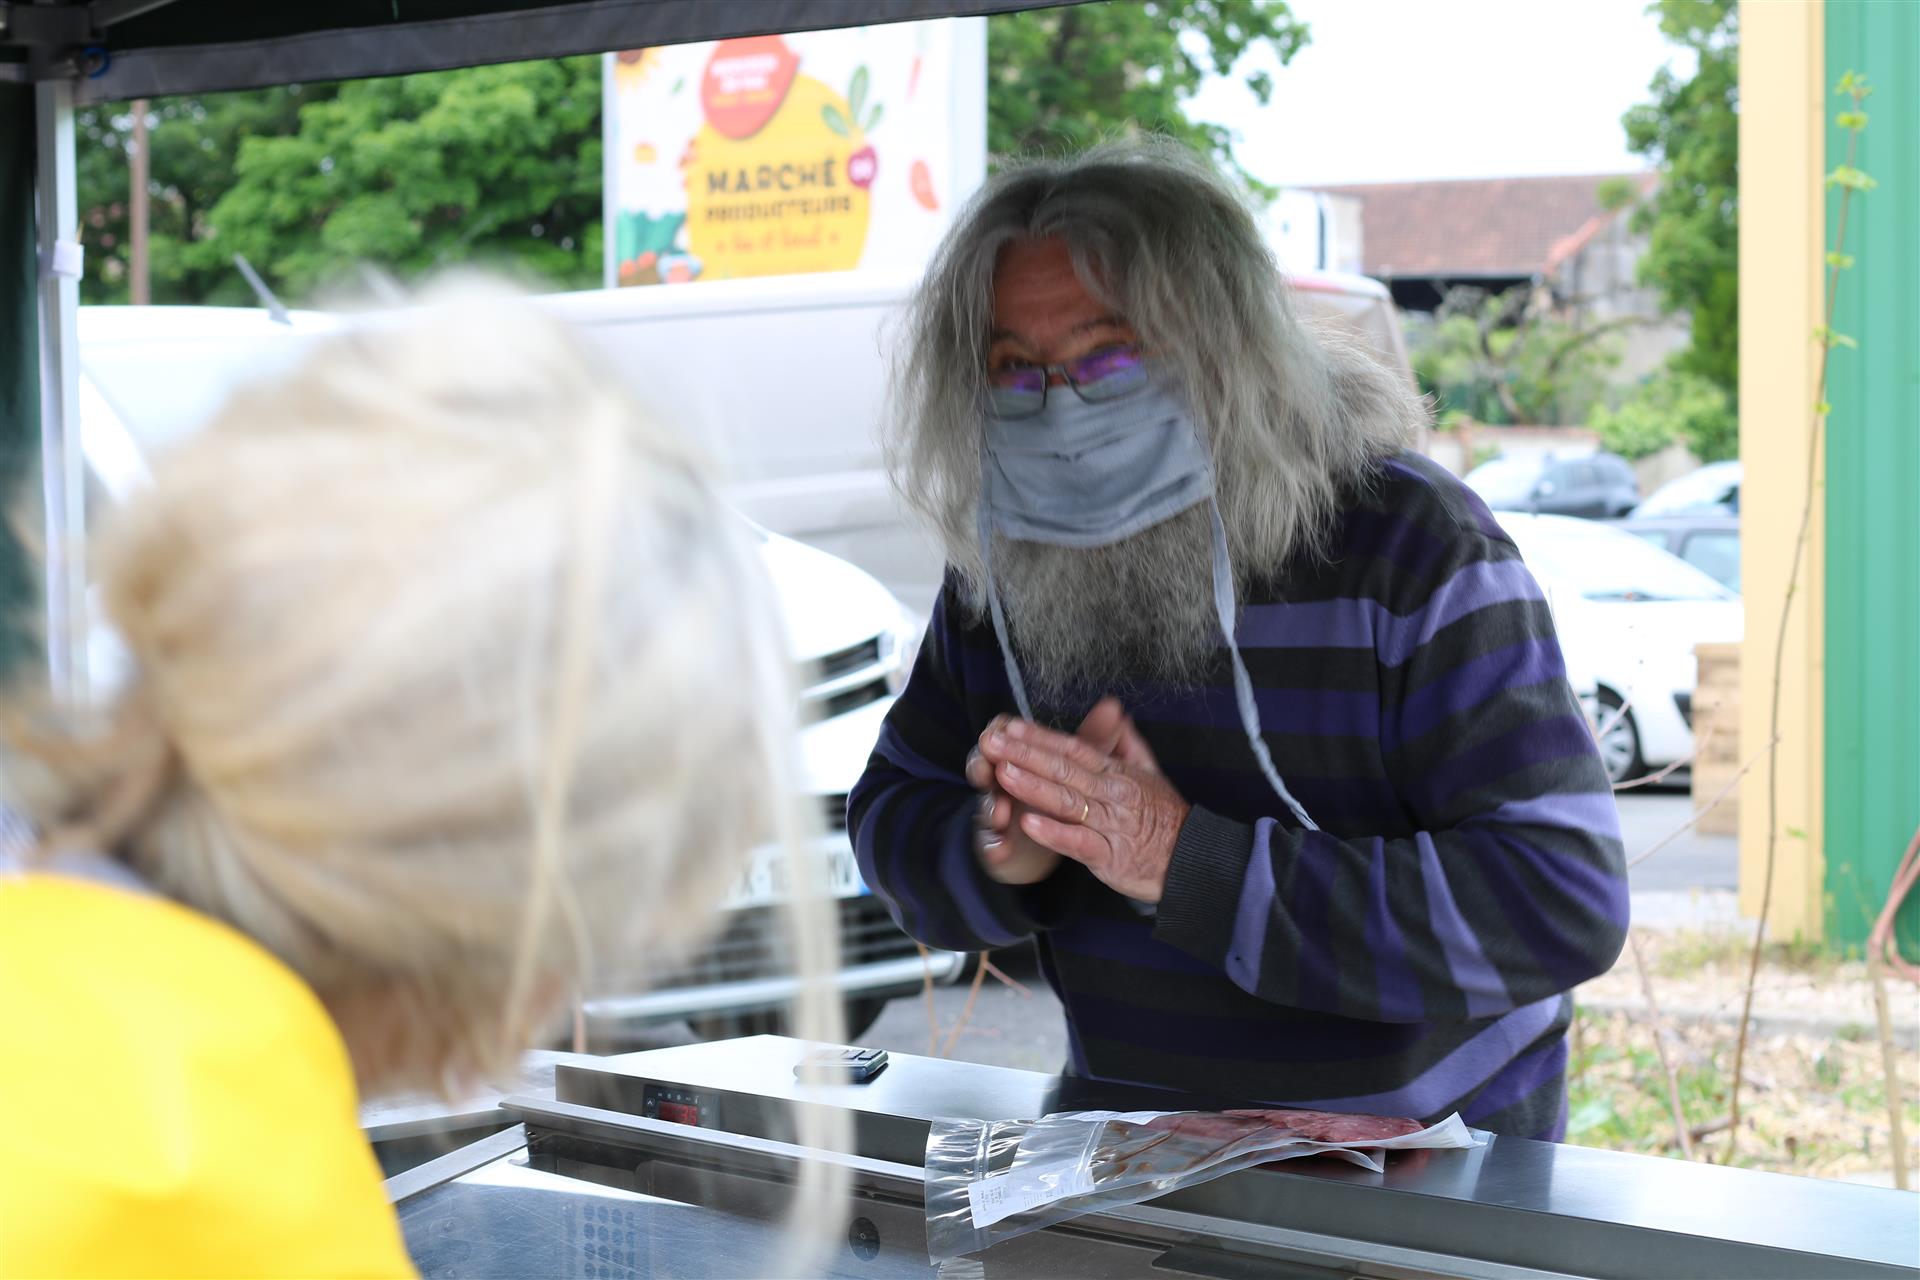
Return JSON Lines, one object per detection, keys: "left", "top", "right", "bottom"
{"left": 1615, "top": 512, "right": 1741, "bottom": 593}
{"left": 1466, "top": 452, "right": 1641, "bottom": 519}
{"left": 76, "top": 304, "right": 965, "bottom": 1041}
{"left": 1496, "top": 512, "right": 1743, "bottom": 786}
{"left": 1633, "top": 459, "right": 1741, "bottom": 517}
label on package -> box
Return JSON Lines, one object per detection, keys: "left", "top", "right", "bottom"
{"left": 965, "top": 1160, "right": 1097, "bottom": 1229}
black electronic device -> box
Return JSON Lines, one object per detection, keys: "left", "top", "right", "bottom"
{"left": 794, "top": 1046, "right": 889, "bottom": 1084}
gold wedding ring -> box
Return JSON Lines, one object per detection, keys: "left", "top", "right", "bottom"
{"left": 1078, "top": 797, "right": 1091, "bottom": 825}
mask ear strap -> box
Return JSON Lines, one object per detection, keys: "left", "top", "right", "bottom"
{"left": 980, "top": 470, "right": 1036, "bottom": 721}
{"left": 1209, "top": 502, "right": 1318, "bottom": 831}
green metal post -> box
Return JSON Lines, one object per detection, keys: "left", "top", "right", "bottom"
{"left": 1823, "top": 0, "right": 1920, "bottom": 958}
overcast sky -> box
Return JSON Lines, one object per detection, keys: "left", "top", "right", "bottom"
{"left": 1185, "top": 0, "right": 1694, "bottom": 188}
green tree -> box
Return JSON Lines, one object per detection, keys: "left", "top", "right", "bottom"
{"left": 78, "top": 6, "right": 1305, "bottom": 306}
{"left": 987, "top": 0, "right": 1308, "bottom": 183}
{"left": 77, "top": 88, "right": 317, "bottom": 304}
{"left": 1621, "top": 0, "right": 1738, "bottom": 399}
{"left": 76, "top": 58, "right": 601, "bottom": 306}
{"left": 1592, "top": 369, "right": 1736, "bottom": 462}
{"left": 198, "top": 57, "right": 602, "bottom": 301}
{"left": 1410, "top": 287, "right": 1623, "bottom": 427}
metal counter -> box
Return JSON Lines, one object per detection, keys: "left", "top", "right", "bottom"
{"left": 386, "top": 1036, "right": 1920, "bottom": 1279}
{"left": 360, "top": 1049, "right": 602, "bottom": 1177}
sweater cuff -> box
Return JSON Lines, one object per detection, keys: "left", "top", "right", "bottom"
{"left": 1153, "top": 804, "right": 1256, "bottom": 962}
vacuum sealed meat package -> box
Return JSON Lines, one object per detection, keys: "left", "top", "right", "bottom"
{"left": 923, "top": 1106, "right": 1482, "bottom": 1260}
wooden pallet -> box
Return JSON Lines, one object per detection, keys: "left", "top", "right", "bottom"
{"left": 1691, "top": 642, "right": 1741, "bottom": 835}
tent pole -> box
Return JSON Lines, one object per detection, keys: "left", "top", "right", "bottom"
{"left": 34, "top": 78, "right": 86, "bottom": 706}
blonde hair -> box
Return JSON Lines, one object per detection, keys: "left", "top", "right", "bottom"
{"left": 4, "top": 283, "right": 848, "bottom": 1239}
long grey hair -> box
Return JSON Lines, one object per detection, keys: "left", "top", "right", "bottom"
{"left": 885, "top": 140, "right": 1428, "bottom": 613}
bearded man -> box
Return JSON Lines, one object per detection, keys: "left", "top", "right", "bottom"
{"left": 848, "top": 144, "right": 1628, "bottom": 1140}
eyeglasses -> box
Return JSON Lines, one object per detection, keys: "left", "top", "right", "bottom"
{"left": 985, "top": 343, "right": 1149, "bottom": 419}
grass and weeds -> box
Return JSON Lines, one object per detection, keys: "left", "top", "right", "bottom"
{"left": 1643, "top": 932, "right": 1835, "bottom": 982}
{"left": 1568, "top": 929, "right": 1920, "bottom": 1180}
{"left": 1646, "top": 929, "right": 1839, "bottom": 981}
{"left": 1568, "top": 1008, "right": 1919, "bottom": 1177}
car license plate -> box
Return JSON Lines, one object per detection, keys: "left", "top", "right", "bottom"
{"left": 722, "top": 842, "right": 866, "bottom": 910}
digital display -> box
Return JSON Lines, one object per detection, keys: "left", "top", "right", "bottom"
{"left": 658, "top": 1101, "right": 701, "bottom": 1126}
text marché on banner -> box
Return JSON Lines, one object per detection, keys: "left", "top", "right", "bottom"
{"left": 694, "top": 157, "right": 863, "bottom": 252}
{"left": 607, "top": 20, "right": 977, "bottom": 286}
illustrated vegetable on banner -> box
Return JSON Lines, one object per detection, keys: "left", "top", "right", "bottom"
{"left": 606, "top": 20, "right": 982, "bottom": 286}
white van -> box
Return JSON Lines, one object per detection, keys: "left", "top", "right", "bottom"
{"left": 75, "top": 304, "right": 965, "bottom": 1041}
{"left": 539, "top": 267, "right": 1423, "bottom": 618}
{"left": 537, "top": 275, "right": 942, "bottom": 614}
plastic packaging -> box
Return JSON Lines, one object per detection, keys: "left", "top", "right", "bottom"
{"left": 923, "top": 1106, "right": 1482, "bottom": 1259}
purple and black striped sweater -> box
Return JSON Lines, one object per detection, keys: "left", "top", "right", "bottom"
{"left": 849, "top": 452, "right": 1629, "bottom": 1138}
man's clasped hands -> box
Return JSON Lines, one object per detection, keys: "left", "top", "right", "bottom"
{"left": 965, "top": 697, "right": 1194, "bottom": 904}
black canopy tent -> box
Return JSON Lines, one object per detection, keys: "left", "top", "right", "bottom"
{"left": 0, "top": 0, "right": 1064, "bottom": 698}
{"left": 2, "top": 1, "right": 1052, "bottom": 101}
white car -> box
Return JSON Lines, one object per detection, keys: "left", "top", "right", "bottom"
{"left": 76, "top": 304, "right": 962, "bottom": 1040}
{"left": 1496, "top": 513, "right": 1743, "bottom": 785}
{"left": 1633, "top": 460, "right": 1741, "bottom": 517}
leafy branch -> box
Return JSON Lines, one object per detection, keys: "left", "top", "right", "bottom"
{"left": 1725, "top": 70, "right": 1874, "bottom": 1167}
{"left": 985, "top": 0, "right": 1309, "bottom": 189}
{"left": 1417, "top": 284, "right": 1626, "bottom": 426}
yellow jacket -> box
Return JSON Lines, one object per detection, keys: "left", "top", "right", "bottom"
{"left": 0, "top": 872, "right": 415, "bottom": 1278}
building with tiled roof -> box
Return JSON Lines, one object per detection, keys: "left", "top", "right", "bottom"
{"left": 1303, "top": 172, "right": 1688, "bottom": 389}
{"left": 1307, "top": 173, "right": 1656, "bottom": 309}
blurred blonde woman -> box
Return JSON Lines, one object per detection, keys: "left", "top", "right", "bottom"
{"left": 0, "top": 286, "right": 846, "bottom": 1277}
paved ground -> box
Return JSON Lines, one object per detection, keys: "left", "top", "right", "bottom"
{"left": 858, "top": 789, "right": 1744, "bottom": 1072}
{"left": 1616, "top": 783, "right": 1744, "bottom": 928}
{"left": 1614, "top": 786, "right": 1739, "bottom": 893}
{"left": 861, "top": 943, "right": 1064, "bottom": 1071}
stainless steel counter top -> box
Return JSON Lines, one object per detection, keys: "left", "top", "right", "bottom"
{"left": 359, "top": 1049, "right": 604, "bottom": 1178}
{"left": 549, "top": 1035, "right": 1920, "bottom": 1279}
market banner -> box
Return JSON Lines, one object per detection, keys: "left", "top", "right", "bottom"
{"left": 604, "top": 19, "right": 985, "bottom": 287}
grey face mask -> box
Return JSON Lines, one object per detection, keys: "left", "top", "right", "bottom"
{"left": 977, "top": 379, "right": 1319, "bottom": 831}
